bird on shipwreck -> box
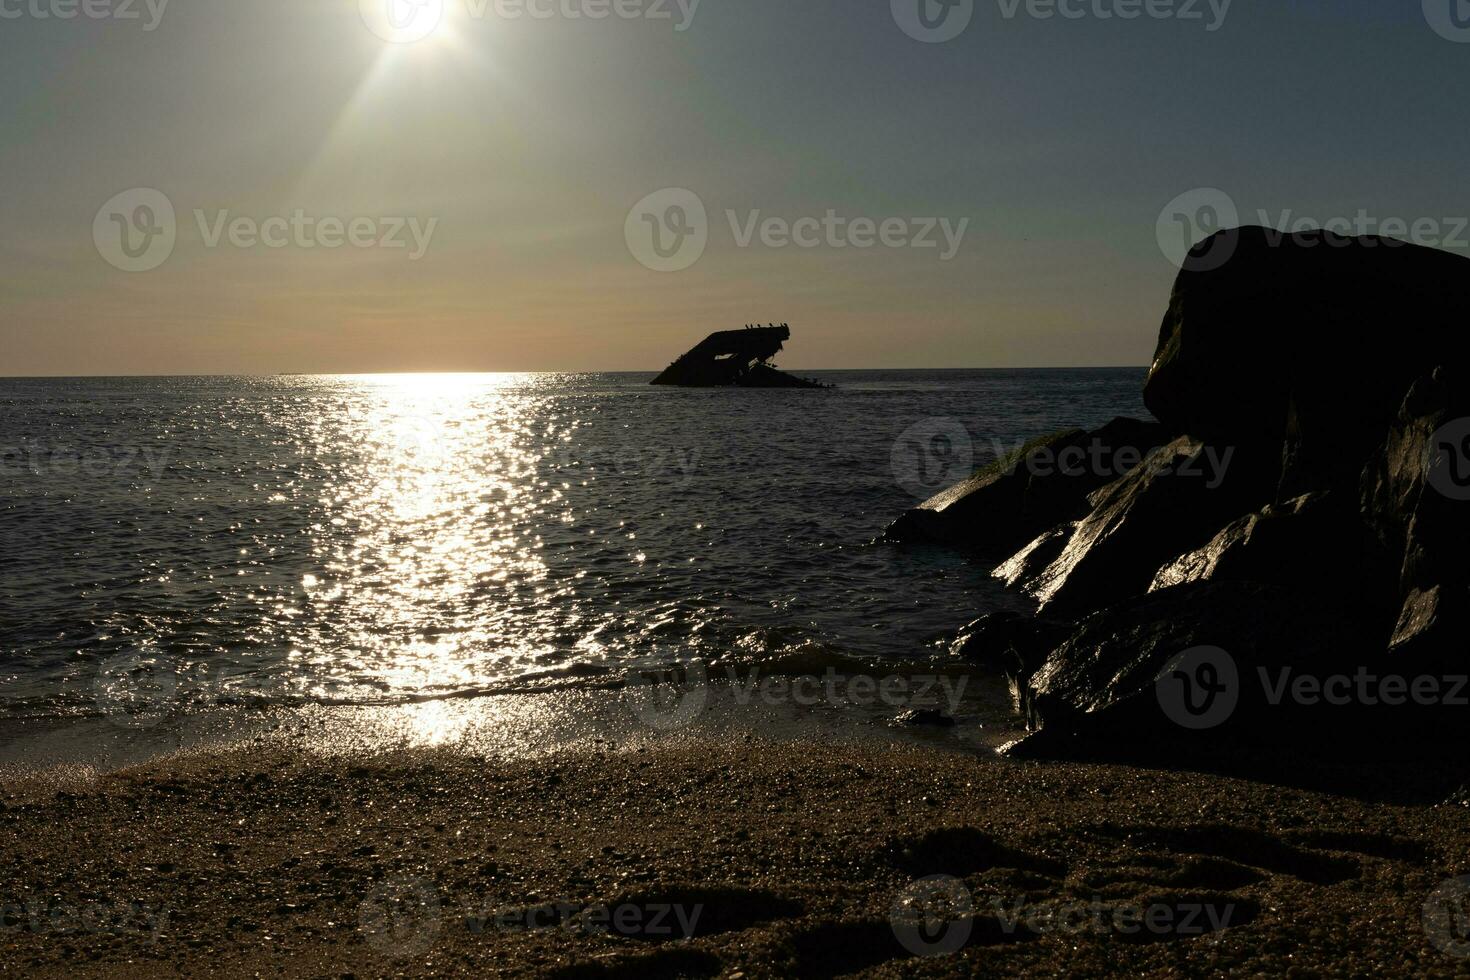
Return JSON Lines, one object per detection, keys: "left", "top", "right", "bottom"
{"left": 650, "top": 324, "right": 830, "bottom": 388}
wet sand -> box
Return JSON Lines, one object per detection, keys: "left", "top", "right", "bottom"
{"left": 3, "top": 725, "right": 1470, "bottom": 977}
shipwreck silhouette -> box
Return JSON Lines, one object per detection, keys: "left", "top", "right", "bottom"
{"left": 651, "top": 324, "right": 828, "bottom": 388}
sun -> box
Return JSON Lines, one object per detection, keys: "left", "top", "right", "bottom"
{"left": 360, "top": 0, "right": 450, "bottom": 45}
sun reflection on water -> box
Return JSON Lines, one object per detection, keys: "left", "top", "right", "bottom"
{"left": 2, "top": 370, "right": 1145, "bottom": 738}
{"left": 294, "top": 374, "right": 561, "bottom": 702}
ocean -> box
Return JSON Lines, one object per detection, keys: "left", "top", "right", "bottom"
{"left": 0, "top": 370, "right": 1145, "bottom": 760}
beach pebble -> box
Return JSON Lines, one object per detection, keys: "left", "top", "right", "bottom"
{"left": 895, "top": 708, "right": 956, "bottom": 727}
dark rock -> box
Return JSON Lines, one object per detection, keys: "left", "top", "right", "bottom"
{"left": 1386, "top": 585, "right": 1470, "bottom": 670}
{"left": 916, "top": 229, "right": 1470, "bottom": 764}
{"left": 1364, "top": 369, "right": 1470, "bottom": 584}
{"left": 1149, "top": 491, "right": 1397, "bottom": 628}
{"left": 1145, "top": 227, "right": 1470, "bottom": 453}
{"left": 950, "top": 612, "right": 1029, "bottom": 671}
{"left": 886, "top": 428, "right": 1081, "bottom": 548}
{"left": 1360, "top": 367, "right": 1470, "bottom": 667}
{"left": 993, "top": 523, "right": 1075, "bottom": 592}
{"left": 951, "top": 611, "right": 1073, "bottom": 715}
{"left": 1150, "top": 493, "right": 1320, "bottom": 591}
{"left": 1019, "top": 436, "right": 1275, "bottom": 618}
{"left": 1003, "top": 581, "right": 1369, "bottom": 760}
{"left": 886, "top": 417, "right": 1168, "bottom": 553}
{"left": 951, "top": 610, "right": 1066, "bottom": 668}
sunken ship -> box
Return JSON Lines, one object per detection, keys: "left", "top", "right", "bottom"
{"left": 650, "top": 324, "right": 827, "bottom": 388}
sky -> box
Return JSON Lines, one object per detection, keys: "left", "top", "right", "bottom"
{"left": 1, "top": 0, "right": 1468, "bottom": 375}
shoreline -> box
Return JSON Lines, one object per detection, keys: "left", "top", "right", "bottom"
{"left": 0, "top": 674, "right": 1020, "bottom": 778}
{"left": 3, "top": 710, "right": 1469, "bottom": 976}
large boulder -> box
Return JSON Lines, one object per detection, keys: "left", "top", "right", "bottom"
{"left": 886, "top": 418, "right": 1167, "bottom": 554}
{"left": 1148, "top": 491, "right": 1397, "bottom": 631}
{"left": 1002, "top": 580, "right": 1372, "bottom": 761}
{"left": 1150, "top": 492, "right": 1330, "bottom": 591}
{"left": 992, "top": 523, "right": 1075, "bottom": 592}
{"left": 1361, "top": 367, "right": 1470, "bottom": 666}
{"left": 1144, "top": 227, "right": 1470, "bottom": 478}
{"left": 949, "top": 609, "right": 1072, "bottom": 704}
{"left": 937, "top": 227, "right": 1470, "bottom": 765}
{"left": 1019, "top": 436, "right": 1275, "bottom": 618}
{"left": 1364, "top": 369, "right": 1470, "bottom": 583}
{"left": 1388, "top": 585, "right": 1470, "bottom": 668}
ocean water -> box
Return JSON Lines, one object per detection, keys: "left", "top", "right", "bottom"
{"left": 0, "top": 370, "right": 1145, "bottom": 732}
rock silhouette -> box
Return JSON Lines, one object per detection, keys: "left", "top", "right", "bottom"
{"left": 886, "top": 417, "right": 1167, "bottom": 554}
{"left": 897, "top": 227, "right": 1470, "bottom": 762}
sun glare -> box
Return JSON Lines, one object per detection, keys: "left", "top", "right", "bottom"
{"left": 359, "top": 0, "right": 453, "bottom": 46}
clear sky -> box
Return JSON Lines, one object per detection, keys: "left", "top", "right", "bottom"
{"left": 2, "top": 0, "right": 1467, "bottom": 374}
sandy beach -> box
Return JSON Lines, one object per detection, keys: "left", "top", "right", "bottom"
{"left": 4, "top": 713, "right": 1469, "bottom": 978}
{"left": 7, "top": 0, "right": 1470, "bottom": 976}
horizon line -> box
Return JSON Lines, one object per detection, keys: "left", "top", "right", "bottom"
{"left": 0, "top": 365, "right": 1152, "bottom": 380}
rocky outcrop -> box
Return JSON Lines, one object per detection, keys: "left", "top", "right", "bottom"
{"left": 1148, "top": 494, "right": 1329, "bottom": 592}
{"left": 908, "top": 228, "right": 1470, "bottom": 763}
{"left": 1147, "top": 491, "right": 1395, "bottom": 623}
{"left": 1361, "top": 366, "right": 1470, "bottom": 669}
{"left": 1144, "top": 227, "right": 1470, "bottom": 452}
{"left": 1016, "top": 437, "right": 1275, "bottom": 618}
{"left": 885, "top": 417, "right": 1167, "bottom": 554}
{"left": 1366, "top": 371, "right": 1470, "bottom": 581}
{"left": 1389, "top": 585, "right": 1470, "bottom": 667}
{"left": 993, "top": 524, "right": 1074, "bottom": 592}
{"left": 1003, "top": 580, "right": 1369, "bottom": 756}
{"left": 950, "top": 610, "right": 1070, "bottom": 682}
